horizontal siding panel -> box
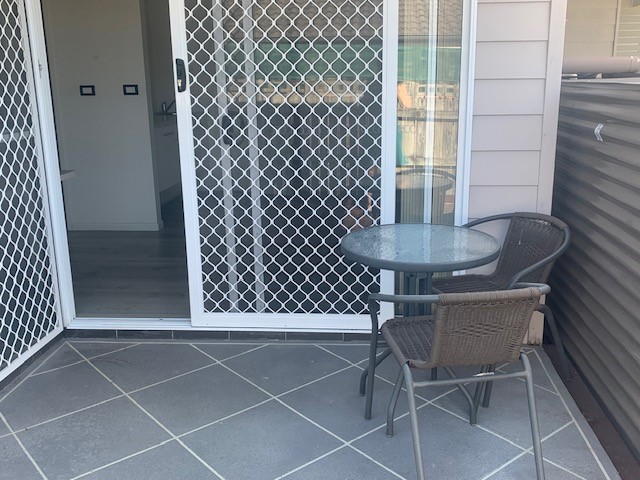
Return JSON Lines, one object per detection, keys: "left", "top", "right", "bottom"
{"left": 566, "top": 7, "right": 618, "bottom": 25}
{"left": 564, "top": 42, "right": 614, "bottom": 57}
{"left": 564, "top": 24, "right": 616, "bottom": 42}
{"left": 565, "top": 0, "right": 617, "bottom": 6}
{"left": 474, "top": 79, "right": 545, "bottom": 115}
{"left": 479, "top": 0, "right": 550, "bottom": 3}
{"left": 470, "top": 151, "right": 540, "bottom": 186}
{"left": 472, "top": 115, "right": 543, "bottom": 151}
{"left": 475, "top": 42, "right": 547, "bottom": 79}
{"left": 477, "top": 3, "right": 550, "bottom": 42}
{"left": 550, "top": 80, "right": 640, "bottom": 459}
{"left": 468, "top": 185, "right": 538, "bottom": 218}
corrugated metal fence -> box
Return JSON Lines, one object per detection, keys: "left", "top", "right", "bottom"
{"left": 551, "top": 80, "right": 640, "bottom": 460}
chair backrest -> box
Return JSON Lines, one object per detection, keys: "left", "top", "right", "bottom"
{"left": 427, "top": 287, "right": 542, "bottom": 368}
{"left": 492, "top": 213, "right": 568, "bottom": 287}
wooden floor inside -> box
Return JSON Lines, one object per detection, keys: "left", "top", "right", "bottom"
{"left": 68, "top": 199, "right": 190, "bottom": 318}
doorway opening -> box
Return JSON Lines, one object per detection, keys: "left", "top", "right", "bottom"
{"left": 41, "top": 0, "right": 189, "bottom": 318}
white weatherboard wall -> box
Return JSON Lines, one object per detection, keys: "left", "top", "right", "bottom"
{"left": 468, "top": 0, "right": 567, "bottom": 343}
{"left": 564, "top": 0, "right": 619, "bottom": 57}
{"left": 43, "top": 0, "right": 162, "bottom": 231}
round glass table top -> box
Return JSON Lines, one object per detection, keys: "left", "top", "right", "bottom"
{"left": 340, "top": 224, "right": 500, "bottom": 273}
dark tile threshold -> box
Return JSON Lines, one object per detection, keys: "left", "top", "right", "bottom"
{"left": 544, "top": 343, "right": 640, "bottom": 480}
{"left": 63, "top": 329, "right": 369, "bottom": 342}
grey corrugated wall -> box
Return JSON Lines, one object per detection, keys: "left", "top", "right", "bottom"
{"left": 551, "top": 79, "right": 640, "bottom": 460}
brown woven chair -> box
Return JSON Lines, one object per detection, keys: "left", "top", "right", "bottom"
{"left": 375, "top": 286, "right": 549, "bottom": 480}
{"left": 432, "top": 212, "right": 572, "bottom": 380}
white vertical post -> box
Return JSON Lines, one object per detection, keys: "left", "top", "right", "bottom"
{"left": 380, "top": 0, "right": 399, "bottom": 319}
{"left": 168, "top": 0, "right": 210, "bottom": 320}
{"left": 241, "top": 0, "right": 267, "bottom": 312}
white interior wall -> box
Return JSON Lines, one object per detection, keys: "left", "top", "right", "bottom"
{"left": 43, "top": 0, "right": 162, "bottom": 231}
{"left": 142, "top": 0, "right": 182, "bottom": 200}
{"left": 468, "top": 0, "right": 568, "bottom": 343}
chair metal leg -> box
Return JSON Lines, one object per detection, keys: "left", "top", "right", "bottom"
{"left": 537, "top": 304, "right": 571, "bottom": 379}
{"left": 403, "top": 364, "right": 426, "bottom": 480}
{"left": 386, "top": 366, "right": 405, "bottom": 437}
{"left": 482, "top": 364, "right": 496, "bottom": 408}
{"left": 360, "top": 342, "right": 391, "bottom": 396}
{"left": 522, "top": 353, "right": 546, "bottom": 480}
{"left": 364, "top": 331, "right": 379, "bottom": 420}
{"left": 443, "top": 366, "right": 478, "bottom": 425}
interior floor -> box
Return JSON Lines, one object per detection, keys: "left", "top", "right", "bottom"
{"left": 68, "top": 198, "right": 189, "bottom": 318}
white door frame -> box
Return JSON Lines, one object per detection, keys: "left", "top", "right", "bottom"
{"left": 0, "top": 0, "right": 66, "bottom": 381}
{"left": 23, "top": 0, "right": 76, "bottom": 327}
{"left": 23, "top": 0, "right": 476, "bottom": 333}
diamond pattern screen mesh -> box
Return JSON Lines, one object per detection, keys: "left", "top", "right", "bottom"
{"left": 184, "top": 0, "right": 383, "bottom": 314}
{"left": 1, "top": 1, "right": 59, "bottom": 373}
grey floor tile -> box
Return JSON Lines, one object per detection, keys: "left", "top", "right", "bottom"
{"left": 0, "top": 436, "right": 42, "bottom": 480}
{"left": 182, "top": 400, "right": 342, "bottom": 480}
{"left": 284, "top": 446, "right": 400, "bottom": 480}
{"left": 81, "top": 441, "right": 217, "bottom": 480}
{"left": 90, "top": 343, "right": 213, "bottom": 391}
{"left": 31, "top": 343, "right": 83, "bottom": 374}
{"left": 542, "top": 423, "right": 610, "bottom": 480}
{"left": 0, "top": 362, "right": 121, "bottom": 431}
{"left": 131, "top": 364, "right": 270, "bottom": 435}
{"left": 0, "top": 417, "right": 9, "bottom": 437}
{"left": 194, "top": 343, "right": 263, "bottom": 361}
{"left": 69, "top": 341, "right": 137, "bottom": 359}
{"left": 433, "top": 377, "right": 572, "bottom": 448}
{"left": 18, "top": 396, "right": 170, "bottom": 480}
{"left": 281, "top": 366, "right": 423, "bottom": 442}
{"left": 497, "top": 352, "right": 558, "bottom": 394}
{"left": 353, "top": 404, "right": 522, "bottom": 480}
{"left": 319, "top": 344, "right": 370, "bottom": 364}
{"left": 223, "top": 344, "right": 351, "bottom": 395}
{"left": 487, "top": 454, "right": 581, "bottom": 480}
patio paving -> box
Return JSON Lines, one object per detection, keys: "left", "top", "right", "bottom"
{"left": 0, "top": 339, "right": 620, "bottom": 480}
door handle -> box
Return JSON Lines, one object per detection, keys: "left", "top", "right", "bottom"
{"left": 176, "top": 59, "right": 187, "bottom": 93}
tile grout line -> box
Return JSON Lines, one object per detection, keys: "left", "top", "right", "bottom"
{"left": 481, "top": 421, "right": 586, "bottom": 480}
{"left": 66, "top": 343, "right": 227, "bottom": 480}
{"left": 3, "top": 344, "right": 274, "bottom": 443}
{"left": 429, "top": 402, "right": 529, "bottom": 452}
{"left": 69, "top": 439, "right": 175, "bottom": 480}
{"left": 274, "top": 445, "right": 350, "bottom": 480}
{"left": 0, "top": 341, "right": 68, "bottom": 405}
{"left": 531, "top": 349, "right": 613, "bottom": 480}
{"left": 0, "top": 412, "right": 47, "bottom": 479}
{"left": 315, "top": 345, "right": 433, "bottom": 404}
{"left": 191, "top": 344, "right": 409, "bottom": 480}
{"left": 30, "top": 342, "right": 142, "bottom": 377}
{"left": 494, "top": 365, "right": 560, "bottom": 396}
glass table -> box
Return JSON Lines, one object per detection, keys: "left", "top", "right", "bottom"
{"left": 340, "top": 223, "right": 500, "bottom": 298}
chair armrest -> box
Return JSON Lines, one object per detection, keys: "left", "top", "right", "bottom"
{"left": 511, "top": 283, "right": 551, "bottom": 295}
{"left": 463, "top": 213, "right": 516, "bottom": 229}
{"left": 368, "top": 293, "right": 440, "bottom": 305}
{"left": 505, "top": 228, "right": 571, "bottom": 288}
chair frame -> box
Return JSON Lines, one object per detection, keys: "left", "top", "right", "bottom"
{"left": 436, "top": 213, "right": 572, "bottom": 380}
{"left": 371, "top": 288, "right": 548, "bottom": 480}
{"left": 462, "top": 212, "right": 570, "bottom": 290}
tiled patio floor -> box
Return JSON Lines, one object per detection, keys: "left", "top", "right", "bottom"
{"left": 0, "top": 339, "right": 620, "bottom": 480}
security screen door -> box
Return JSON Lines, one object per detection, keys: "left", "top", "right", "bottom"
{"left": 0, "top": 0, "right": 61, "bottom": 381}
{"left": 171, "top": 0, "right": 385, "bottom": 327}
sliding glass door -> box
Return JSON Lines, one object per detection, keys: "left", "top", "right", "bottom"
{"left": 170, "top": 0, "right": 467, "bottom": 328}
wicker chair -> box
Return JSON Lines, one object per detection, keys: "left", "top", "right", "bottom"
{"left": 432, "top": 212, "right": 572, "bottom": 380}
{"left": 375, "top": 286, "right": 549, "bottom": 480}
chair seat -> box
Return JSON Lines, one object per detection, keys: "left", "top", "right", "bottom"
{"left": 432, "top": 274, "right": 504, "bottom": 294}
{"left": 381, "top": 315, "right": 435, "bottom": 370}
